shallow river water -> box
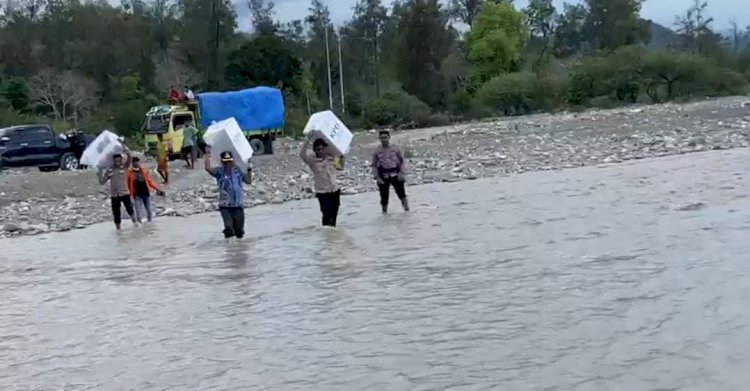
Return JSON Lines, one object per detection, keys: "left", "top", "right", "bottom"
{"left": 3, "top": 149, "right": 750, "bottom": 391}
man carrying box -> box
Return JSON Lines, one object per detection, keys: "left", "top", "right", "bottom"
{"left": 300, "top": 135, "right": 346, "bottom": 227}
{"left": 98, "top": 145, "right": 138, "bottom": 230}
{"left": 372, "top": 130, "right": 409, "bottom": 214}
{"left": 204, "top": 147, "right": 253, "bottom": 240}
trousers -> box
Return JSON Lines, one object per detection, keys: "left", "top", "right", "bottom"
{"left": 378, "top": 176, "right": 407, "bottom": 206}
{"left": 316, "top": 190, "right": 341, "bottom": 227}
{"left": 111, "top": 195, "right": 135, "bottom": 225}
{"left": 133, "top": 195, "right": 153, "bottom": 222}
{"left": 220, "top": 207, "right": 245, "bottom": 238}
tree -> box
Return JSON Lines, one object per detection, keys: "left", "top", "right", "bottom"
{"left": 553, "top": 3, "right": 588, "bottom": 57}
{"left": 2, "top": 78, "right": 30, "bottom": 112}
{"left": 448, "top": 0, "right": 511, "bottom": 25}
{"left": 395, "top": 0, "right": 455, "bottom": 108}
{"left": 176, "top": 0, "right": 237, "bottom": 89}
{"left": 346, "top": 0, "right": 388, "bottom": 95}
{"left": 466, "top": 2, "right": 527, "bottom": 83}
{"left": 477, "top": 72, "right": 537, "bottom": 115}
{"left": 525, "top": 0, "right": 555, "bottom": 39}
{"left": 449, "top": 0, "right": 484, "bottom": 25}
{"left": 248, "top": 0, "right": 276, "bottom": 33}
{"left": 305, "top": 0, "right": 335, "bottom": 108}
{"left": 585, "top": 0, "right": 649, "bottom": 51}
{"left": 27, "top": 69, "right": 99, "bottom": 124}
{"left": 225, "top": 32, "right": 303, "bottom": 93}
{"left": 674, "top": 0, "right": 721, "bottom": 56}
{"left": 524, "top": 0, "right": 556, "bottom": 67}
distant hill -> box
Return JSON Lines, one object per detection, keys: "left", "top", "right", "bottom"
{"left": 646, "top": 20, "right": 680, "bottom": 50}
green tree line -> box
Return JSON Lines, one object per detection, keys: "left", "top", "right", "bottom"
{"left": 0, "top": 0, "right": 749, "bottom": 137}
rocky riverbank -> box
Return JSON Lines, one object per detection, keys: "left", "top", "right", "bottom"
{"left": 1, "top": 97, "right": 749, "bottom": 238}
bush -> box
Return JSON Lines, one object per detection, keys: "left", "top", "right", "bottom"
{"left": 476, "top": 72, "right": 536, "bottom": 115}
{"left": 589, "top": 95, "right": 622, "bottom": 109}
{"left": 533, "top": 71, "right": 568, "bottom": 111}
{"left": 113, "top": 100, "right": 147, "bottom": 138}
{"left": 0, "top": 107, "right": 72, "bottom": 131}
{"left": 362, "top": 91, "right": 432, "bottom": 129}
{"left": 567, "top": 56, "right": 613, "bottom": 105}
{"left": 701, "top": 68, "right": 747, "bottom": 97}
{"left": 284, "top": 106, "right": 308, "bottom": 138}
{"left": 78, "top": 108, "right": 115, "bottom": 134}
{"left": 425, "top": 113, "right": 452, "bottom": 127}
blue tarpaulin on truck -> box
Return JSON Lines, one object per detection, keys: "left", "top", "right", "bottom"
{"left": 197, "top": 87, "right": 285, "bottom": 132}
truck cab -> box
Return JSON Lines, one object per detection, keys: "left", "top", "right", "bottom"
{"left": 142, "top": 104, "right": 200, "bottom": 159}
{"left": 0, "top": 124, "right": 80, "bottom": 171}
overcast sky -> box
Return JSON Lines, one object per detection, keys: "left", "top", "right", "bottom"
{"left": 233, "top": 0, "right": 750, "bottom": 32}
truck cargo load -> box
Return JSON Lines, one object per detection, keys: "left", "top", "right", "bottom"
{"left": 197, "top": 87, "right": 285, "bottom": 133}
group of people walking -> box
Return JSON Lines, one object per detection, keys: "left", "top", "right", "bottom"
{"left": 97, "top": 146, "right": 164, "bottom": 229}
{"left": 98, "top": 129, "right": 410, "bottom": 239}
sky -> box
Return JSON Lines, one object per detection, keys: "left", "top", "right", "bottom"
{"left": 233, "top": 0, "right": 750, "bottom": 32}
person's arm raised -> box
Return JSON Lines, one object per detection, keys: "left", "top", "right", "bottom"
{"left": 204, "top": 146, "right": 214, "bottom": 175}
{"left": 122, "top": 143, "right": 132, "bottom": 167}
{"left": 97, "top": 168, "right": 111, "bottom": 185}
{"left": 299, "top": 139, "right": 313, "bottom": 165}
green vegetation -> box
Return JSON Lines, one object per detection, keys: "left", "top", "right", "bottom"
{"left": 0, "top": 0, "right": 748, "bottom": 137}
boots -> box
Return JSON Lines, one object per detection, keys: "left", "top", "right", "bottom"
{"left": 382, "top": 204, "right": 388, "bottom": 214}
{"left": 401, "top": 198, "right": 410, "bottom": 212}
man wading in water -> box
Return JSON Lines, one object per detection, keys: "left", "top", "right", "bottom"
{"left": 127, "top": 157, "right": 164, "bottom": 223}
{"left": 300, "top": 136, "right": 345, "bottom": 227}
{"left": 205, "top": 148, "right": 253, "bottom": 240}
{"left": 372, "top": 130, "right": 409, "bottom": 214}
{"left": 98, "top": 146, "right": 138, "bottom": 230}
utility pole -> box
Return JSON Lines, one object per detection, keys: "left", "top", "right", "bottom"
{"left": 324, "top": 25, "right": 333, "bottom": 110}
{"left": 337, "top": 30, "right": 345, "bottom": 113}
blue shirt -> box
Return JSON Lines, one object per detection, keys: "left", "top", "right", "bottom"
{"left": 211, "top": 166, "right": 250, "bottom": 208}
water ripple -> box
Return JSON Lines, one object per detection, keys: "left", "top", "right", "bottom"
{"left": 2, "top": 149, "right": 750, "bottom": 390}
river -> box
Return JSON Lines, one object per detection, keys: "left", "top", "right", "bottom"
{"left": 3, "top": 149, "right": 750, "bottom": 390}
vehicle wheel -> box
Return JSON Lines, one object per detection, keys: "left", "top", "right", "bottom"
{"left": 60, "top": 153, "right": 79, "bottom": 171}
{"left": 249, "top": 138, "right": 265, "bottom": 155}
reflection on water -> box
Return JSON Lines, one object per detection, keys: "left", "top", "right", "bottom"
{"left": 3, "top": 149, "right": 750, "bottom": 390}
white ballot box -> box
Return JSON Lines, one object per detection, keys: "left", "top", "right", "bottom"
{"left": 203, "top": 117, "right": 254, "bottom": 171}
{"left": 80, "top": 130, "right": 123, "bottom": 169}
{"left": 303, "top": 110, "right": 353, "bottom": 155}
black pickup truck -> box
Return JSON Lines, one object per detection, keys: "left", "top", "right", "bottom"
{"left": 0, "top": 124, "right": 93, "bottom": 172}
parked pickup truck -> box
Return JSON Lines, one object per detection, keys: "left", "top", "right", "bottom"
{"left": 0, "top": 124, "right": 91, "bottom": 172}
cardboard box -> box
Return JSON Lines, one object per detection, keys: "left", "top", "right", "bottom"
{"left": 303, "top": 110, "right": 353, "bottom": 155}
{"left": 203, "top": 117, "right": 254, "bottom": 171}
{"left": 80, "top": 130, "right": 123, "bottom": 169}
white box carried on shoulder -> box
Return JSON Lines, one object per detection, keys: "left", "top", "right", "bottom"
{"left": 203, "top": 117, "right": 254, "bottom": 171}
{"left": 303, "top": 110, "right": 353, "bottom": 155}
{"left": 80, "top": 130, "right": 123, "bottom": 169}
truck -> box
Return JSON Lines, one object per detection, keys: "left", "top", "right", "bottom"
{"left": 142, "top": 87, "right": 285, "bottom": 157}
{"left": 0, "top": 124, "right": 93, "bottom": 172}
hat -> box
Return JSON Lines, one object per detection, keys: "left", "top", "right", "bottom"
{"left": 220, "top": 151, "right": 234, "bottom": 162}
